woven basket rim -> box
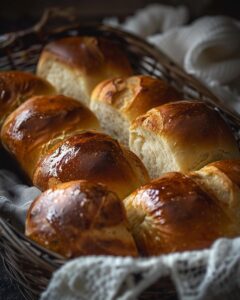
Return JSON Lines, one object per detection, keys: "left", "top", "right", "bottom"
{"left": 0, "top": 9, "right": 240, "bottom": 299}
{"left": 0, "top": 218, "right": 65, "bottom": 264}
{"left": 0, "top": 9, "right": 240, "bottom": 262}
{"left": 1, "top": 8, "right": 239, "bottom": 125}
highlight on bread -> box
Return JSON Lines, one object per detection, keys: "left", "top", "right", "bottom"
{"left": 1, "top": 95, "right": 100, "bottom": 178}
{"left": 124, "top": 169, "right": 240, "bottom": 256}
{"left": 189, "top": 159, "right": 240, "bottom": 211}
{"left": 129, "top": 100, "right": 240, "bottom": 179}
{"left": 33, "top": 131, "right": 149, "bottom": 199}
{"left": 90, "top": 75, "right": 181, "bottom": 145}
{"left": 26, "top": 180, "right": 138, "bottom": 258}
{"left": 0, "top": 71, "right": 56, "bottom": 129}
{"left": 37, "top": 36, "right": 133, "bottom": 107}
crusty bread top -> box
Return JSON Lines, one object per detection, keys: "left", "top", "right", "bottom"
{"left": 33, "top": 131, "right": 149, "bottom": 199}
{"left": 189, "top": 159, "right": 240, "bottom": 211}
{"left": 91, "top": 75, "right": 181, "bottom": 122}
{"left": 1, "top": 95, "right": 99, "bottom": 177}
{"left": 0, "top": 71, "right": 55, "bottom": 127}
{"left": 207, "top": 160, "right": 240, "bottom": 188}
{"left": 38, "top": 36, "right": 133, "bottom": 76}
{"left": 124, "top": 171, "right": 238, "bottom": 255}
{"left": 26, "top": 180, "right": 138, "bottom": 258}
{"left": 131, "top": 100, "right": 239, "bottom": 152}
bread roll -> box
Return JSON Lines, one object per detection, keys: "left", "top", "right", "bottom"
{"left": 1, "top": 95, "right": 99, "bottom": 178}
{"left": 129, "top": 100, "right": 240, "bottom": 178}
{"left": 37, "top": 36, "right": 133, "bottom": 107}
{"left": 124, "top": 172, "right": 239, "bottom": 256}
{"left": 0, "top": 71, "right": 55, "bottom": 129}
{"left": 90, "top": 75, "right": 181, "bottom": 145}
{"left": 26, "top": 180, "right": 138, "bottom": 258}
{"left": 33, "top": 131, "right": 149, "bottom": 199}
{"left": 190, "top": 160, "right": 240, "bottom": 215}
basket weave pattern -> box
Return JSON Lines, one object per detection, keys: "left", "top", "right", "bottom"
{"left": 0, "top": 9, "right": 239, "bottom": 300}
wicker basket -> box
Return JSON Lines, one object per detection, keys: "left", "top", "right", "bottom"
{"left": 0, "top": 8, "right": 240, "bottom": 300}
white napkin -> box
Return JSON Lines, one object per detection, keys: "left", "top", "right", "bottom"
{"left": 149, "top": 16, "right": 240, "bottom": 113}
{"left": 149, "top": 16, "right": 240, "bottom": 83}
{"left": 105, "top": 4, "right": 189, "bottom": 37}
{"left": 106, "top": 6, "right": 240, "bottom": 114}
{"left": 0, "top": 169, "right": 40, "bottom": 231}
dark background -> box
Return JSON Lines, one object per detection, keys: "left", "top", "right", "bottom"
{"left": 0, "top": 0, "right": 240, "bottom": 34}
{"left": 0, "top": 0, "right": 240, "bottom": 299}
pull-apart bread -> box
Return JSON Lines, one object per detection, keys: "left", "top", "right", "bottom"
{"left": 90, "top": 75, "right": 181, "bottom": 145}
{"left": 129, "top": 100, "right": 240, "bottom": 178}
{"left": 37, "top": 36, "right": 133, "bottom": 107}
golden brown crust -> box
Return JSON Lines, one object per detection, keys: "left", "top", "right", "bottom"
{"left": 124, "top": 172, "right": 238, "bottom": 256}
{"left": 207, "top": 160, "right": 240, "bottom": 188}
{"left": 0, "top": 71, "right": 56, "bottom": 128}
{"left": 38, "top": 36, "right": 133, "bottom": 76}
{"left": 91, "top": 75, "right": 182, "bottom": 122}
{"left": 26, "top": 180, "right": 138, "bottom": 258}
{"left": 188, "top": 160, "right": 240, "bottom": 219}
{"left": 33, "top": 131, "right": 149, "bottom": 199}
{"left": 132, "top": 101, "right": 236, "bottom": 147}
{"left": 130, "top": 100, "right": 239, "bottom": 174}
{"left": 1, "top": 95, "right": 100, "bottom": 177}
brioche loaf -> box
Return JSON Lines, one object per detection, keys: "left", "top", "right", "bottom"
{"left": 37, "top": 37, "right": 133, "bottom": 107}
{"left": 33, "top": 131, "right": 149, "bottom": 199}
{"left": 1, "top": 95, "right": 100, "bottom": 178}
{"left": 124, "top": 168, "right": 240, "bottom": 256}
{"left": 26, "top": 180, "right": 138, "bottom": 258}
{"left": 0, "top": 71, "right": 55, "bottom": 129}
{"left": 90, "top": 75, "right": 181, "bottom": 145}
{"left": 129, "top": 100, "right": 240, "bottom": 178}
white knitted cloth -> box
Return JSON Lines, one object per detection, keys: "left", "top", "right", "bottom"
{"left": 1, "top": 168, "right": 240, "bottom": 300}
{"left": 41, "top": 238, "right": 240, "bottom": 300}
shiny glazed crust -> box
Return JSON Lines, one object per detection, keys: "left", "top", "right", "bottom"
{"left": 1, "top": 95, "right": 100, "bottom": 177}
{"left": 91, "top": 75, "right": 182, "bottom": 122}
{"left": 37, "top": 37, "right": 133, "bottom": 106}
{"left": 26, "top": 180, "right": 138, "bottom": 258}
{"left": 33, "top": 131, "right": 150, "bottom": 199}
{"left": 207, "top": 160, "right": 240, "bottom": 187}
{"left": 38, "top": 36, "right": 133, "bottom": 76}
{"left": 189, "top": 160, "right": 240, "bottom": 221}
{"left": 132, "top": 101, "right": 238, "bottom": 151}
{"left": 130, "top": 100, "right": 240, "bottom": 177}
{"left": 124, "top": 172, "right": 239, "bottom": 256}
{"left": 0, "top": 71, "right": 56, "bottom": 128}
